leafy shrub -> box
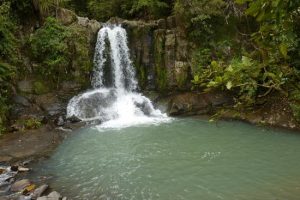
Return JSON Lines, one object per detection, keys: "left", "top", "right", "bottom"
{"left": 24, "top": 118, "right": 42, "bottom": 129}
{"left": 29, "top": 17, "right": 92, "bottom": 86}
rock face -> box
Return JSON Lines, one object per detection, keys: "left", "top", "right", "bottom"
{"left": 113, "top": 17, "right": 191, "bottom": 91}
{"left": 152, "top": 91, "right": 234, "bottom": 116}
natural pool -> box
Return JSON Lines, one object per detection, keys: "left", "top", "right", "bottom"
{"left": 30, "top": 118, "right": 300, "bottom": 200}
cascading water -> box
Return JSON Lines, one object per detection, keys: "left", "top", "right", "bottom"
{"left": 67, "top": 25, "right": 169, "bottom": 128}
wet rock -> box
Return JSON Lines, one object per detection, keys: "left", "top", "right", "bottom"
{"left": 10, "top": 166, "right": 18, "bottom": 172}
{"left": 31, "top": 184, "right": 48, "bottom": 199}
{"left": 67, "top": 115, "right": 82, "bottom": 123}
{"left": 37, "top": 191, "right": 62, "bottom": 200}
{"left": 18, "top": 195, "right": 32, "bottom": 200}
{"left": 18, "top": 167, "right": 30, "bottom": 172}
{"left": 11, "top": 179, "right": 31, "bottom": 192}
{"left": 46, "top": 103, "right": 65, "bottom": 117}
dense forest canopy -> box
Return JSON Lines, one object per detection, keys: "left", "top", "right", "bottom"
{"left": 1, "top": 0, "right": 300, "bottom": 133}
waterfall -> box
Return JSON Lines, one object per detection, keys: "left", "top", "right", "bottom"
{"left": 67, "top": 25, "right": 169, "bottom": 128}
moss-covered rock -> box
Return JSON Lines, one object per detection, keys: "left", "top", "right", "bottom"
{"left": 33, "top": 81, "right": 49, "bottom": 95}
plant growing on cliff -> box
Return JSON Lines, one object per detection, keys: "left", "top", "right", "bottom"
{"left": 29, "top": 17, "right": 92, "bottom": 86}
{"left": 30, "top": 17, "right": 71, "bottom": 84}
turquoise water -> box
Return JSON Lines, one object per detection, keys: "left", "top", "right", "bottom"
{"left": 31, "top": 118, "right": 300, "bottom": 200}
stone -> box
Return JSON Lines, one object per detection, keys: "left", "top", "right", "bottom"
{"left": 45, "top": 103, "right": 65, "bottom": 117}
{"left": 0, "top": 168, "right": 5, "bottom": 174}
{"left": 12, "top": 95, "right": 31, "bottom": 107}
{"left": 18, "top": 80, "right": 33, "bottom": 94}
{"left": 11, "top": 179, "right": 31, "bottom": 192}
{"left": 77, "top": 17, "right": 101, "bottom": 35}
{"left": 57, "top": 8, "right": 77, "bottom": 25}
{"left": 166, "top": 16, "right": 176, "bottom": 29}
{"left": 37, "top": 191, "right": 62, "bottom": 200}
{"left": 55, "top": 116, "right": 65, "bottom": 127}
{"left": 31, "top": 184, "right": 48, "bottom": 199}
{"left": 18, "top": 195, "right": 32, "bottom": 200}
{"left": 77, "top": 17, "right": 89, "bottom": 27}
{"left": 18, "top": 167, "right": 30, "bottom": 172}
{"left": 10, "top": 166, "right": 18, "bottom": 172}
{"left": 47, "top": 191, "right": 62, "bottom": 199}
{"left": 157, "top": 19, "right": 166, "bottom": 29}
{"left": 174, "top": 61, "right": 189, "bottom": 88}
{"left": 67, "top": 115, "right": 82, "bottom": 123}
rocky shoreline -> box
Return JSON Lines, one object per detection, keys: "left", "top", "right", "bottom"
{"left": 0, "top": 118, "right": 85, "bottom": 200}
{"left": 0, "top": 164, "right": 67, "bottom": 200}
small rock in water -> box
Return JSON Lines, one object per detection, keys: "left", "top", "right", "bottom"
{"left": 37, "top": 191, "right": 62, "bottom": 200}
{"left": 11, "top": 179, "right": 31, "bottom": 192}
{"left": 18, "top": 195, "right": 32, "bottom": 200}
{"left": 10, "top": 166, "right": 19, "bottom": 172}
{"left": 31, "top": 184, "right": 48, "bottom": 199}
{"left": 18, "top": 167, "right": 30, "bottom": 172}
{"left": 0, "top": 167, "right": 6, "bottom": 174}
{"left": 48, "top": 191, "right": 62, "bottom": 199}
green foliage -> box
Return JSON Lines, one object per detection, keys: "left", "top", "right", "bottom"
{"left": 30, "top": 17, "right": 71, "bottom": 83}
{"left": 32, "top": 0, "right": 68, "bottom": 15}
{"left": 129, "top": 0, "right": 169, "bottom": 19}
{"left": 33, "top": 81, "right": 49, "bottom": 94}
{"left": 0, "top": 2, "right": 18, "bottom": 62}
{"left": 24, "top": 118, "right": 42, "bottom": 129}
{"left": 0, "top": 2, "right": 18, "bottom": 134}
{"left": 174, "top": 0, "right": 226, "bottom": 42}
{"left": 87, "top": 0, "right": 171, "bottom": 21}
{"left": 29, "top": 17, "right": 92, "bottom": 85}
{"left": 189, "top": 0, "right": 300, "bottom": 109}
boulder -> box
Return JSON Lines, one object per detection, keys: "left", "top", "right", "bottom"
{"left": 31, "top": 184, "right": 48, "bottom": 199}
{"left": 37, "top": 191, "right": 62, "bottom": 200}
{"left": 77, "top": 17, "right": 101, "bottom": 35}
{"left": 67, "top": 115, "right": 82, "bottom": 123}
{"left": 12, "top": 95, "right": 31, "bottom": 107}
{"left": 11, "top": 179, "right": 31, "bottom": 192}
{"left": 55, "top": 116, "right": 65, "bottom": 127}
{"left": 48, "top": 191, "right": 62, "bottom": 199}
{"left": 57, "top": 8, "right": 77, "bottom": 25}
{"left": 17, "top": 80, "right": 33, "bottom": 94}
